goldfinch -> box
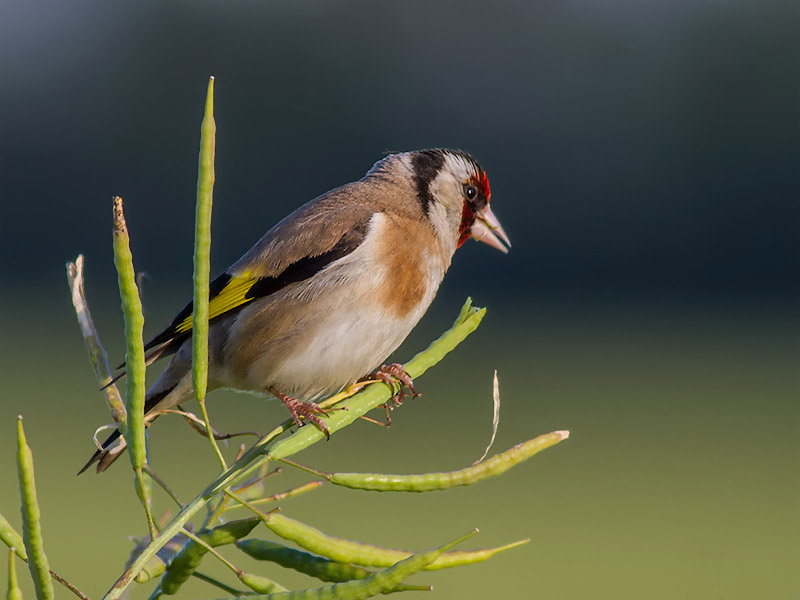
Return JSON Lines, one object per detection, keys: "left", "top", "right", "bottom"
{"left": 80, "top": 148, "right": 510, "bottom": 474}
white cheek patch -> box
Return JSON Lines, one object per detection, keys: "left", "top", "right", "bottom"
{"left": 426, "top": 200, "right": 458, "bottom": 259}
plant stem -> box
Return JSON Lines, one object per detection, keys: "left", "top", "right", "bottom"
{"left": 102, "top": 299, "right": 484, "bottom": 600}
{"left": 192, "top": 571, "right": 246, "bottom": 595}
{"left": 222, "top": 480, "right": 324, "bottom": 511}
{"left": 181, "top": 529, "right": 241, "bottom": 575}
{"left": 143, "top": 465, "right": 184, "bottom": 508}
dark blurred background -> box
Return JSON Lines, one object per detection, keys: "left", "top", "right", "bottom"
{"left": 1, "top": 1, "right": 797, "bottom": 598}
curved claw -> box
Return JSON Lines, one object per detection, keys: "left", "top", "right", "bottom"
{"left": 372, "top": 363, "right": 420, "bottom": 408}
{"left": 269, "top": 387, "right": 331, "bottom": 440}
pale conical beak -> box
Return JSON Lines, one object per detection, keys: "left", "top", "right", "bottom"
{"left": 471, "top": 205, "right": 511, "bottom": 253}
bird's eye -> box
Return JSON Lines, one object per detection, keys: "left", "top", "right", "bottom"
{"left": 464, "top": 184, "right": 478, "bottom": 200}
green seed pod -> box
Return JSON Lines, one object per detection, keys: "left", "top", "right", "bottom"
{"left": 16, "top": 417, "right": 54, "bottom": 600}
{"left": 330, "top": 431, "right": 569, "bottom": 492}
{"left": 7, "top": 547, "right": 23, "bottom": 600}
{"left": 0, "top": 514, "right": 26, "bottom": 561}
{"left": 160, "top": 517, "right": 259, "bottom": 595}
{"left": 134, "top": 532, "right": 191, "bottom": 583}
{"left": 220, "top": 530, "right": 474, "bottom": 600}
{"left": 192, "top": 75, "right": 216, "bottom": 403}
{"left": 112, "top": 197, "right": 147, "bottom": 470}
{"left": 238, "top": 571, "right": 287, "bottom": 594}
{"left": 235, "top": 539, "right": 428, "bottom": 593}
{"left": 262, "top": 513, "right": 527, "bottom": 570}
{"left": 236, "top": 539, "right": 373, "bottom": 582}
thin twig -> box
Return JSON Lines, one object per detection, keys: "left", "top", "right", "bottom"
{"left": 48, "top": 568, "right": 92, "bottom": 600}
{"left": 278, "top": 458, "right": 330, "bottom": 479}
{"left": 196, "top": 400, "right": 228, "bottom": 470}
{"left": 222, "top": 489, "right": 275, "bottom": 521}
{"left": 12, "top": 558, "right": 92, "bottom": 600}
{"left": 222, "top": 481, "right": 324, "bottom": 511}
{"left": 232, "top": 467, "right": 282, "bottom": 493}
{"left": 203, "top": 467, "right": 281, "bottom": 528}
{"left": 181, "top": 529, "right": 241, "bottom": 575}
{"left": 143, "top": 465, "right": 184, "bottom": 508}
{"left": 157, "top": 408, "right": 260, "bottom": 440}
{"left": 192, "top": 571, "right": 246, "bottom": 595}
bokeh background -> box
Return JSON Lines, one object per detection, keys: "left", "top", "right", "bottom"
{"left": 1, "top": 1, "right": 797, "bottom": 598}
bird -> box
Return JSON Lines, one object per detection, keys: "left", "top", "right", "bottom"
{"left": 79, "top": 148, "right": 510, "bottom": 474}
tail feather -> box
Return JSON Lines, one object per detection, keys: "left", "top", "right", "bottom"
{"left": 103, "top": 341, "right": 180, "bottom": 391}
{"left": 76, "top": 428, "right": 126, "bottom": 475}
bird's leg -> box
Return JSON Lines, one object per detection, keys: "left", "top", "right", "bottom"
{"left": 268, "top": 387, "right": 331, "bottom": 440}
{"left": 371, "top": 363, "right": 420, "bottom": 408}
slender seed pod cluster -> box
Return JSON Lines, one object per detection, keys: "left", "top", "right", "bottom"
{"left": 222, "top": 531, "right": 476, "bottom": 600}
{"left": 259, "top": 513, "right": 528, "bottom": 571}
{"left": 234, "top": 539, "right": 431, "bottom": 593}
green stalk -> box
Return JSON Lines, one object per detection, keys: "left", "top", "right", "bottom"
{"left": 16, "top": 417, "right": 53, "bottom": 600}
{"left": 102, "top": 299, "right": 485, "bottom": 600}
{"left": 193, "top": 76, "right": 226, "bottom": 471}
{"left": 255, "top": 513, "right": 527, "bottom": 570}
{"left": 112, "top": 196, "right": 156, "bottom": 539}
{"left": 192, "top": 571, "right": 247, "bottom": 596}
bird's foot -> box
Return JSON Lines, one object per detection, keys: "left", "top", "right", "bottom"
{"left": 372, "top": 363, "right": 419, "bottom": 408}
{"left": 269, "top": 387, "right": 331, "bottom": 440}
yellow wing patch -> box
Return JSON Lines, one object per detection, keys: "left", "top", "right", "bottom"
{"left": 175, "top": 274, "right": 257, "bottom": 334}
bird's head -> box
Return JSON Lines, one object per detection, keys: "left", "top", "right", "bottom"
{"left": 405, "top": 149, "right": 510, "bottom": 255}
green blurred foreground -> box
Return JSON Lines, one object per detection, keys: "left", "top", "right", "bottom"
{"left": 0, "top": 294, "right": 797, "bottom": 599}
